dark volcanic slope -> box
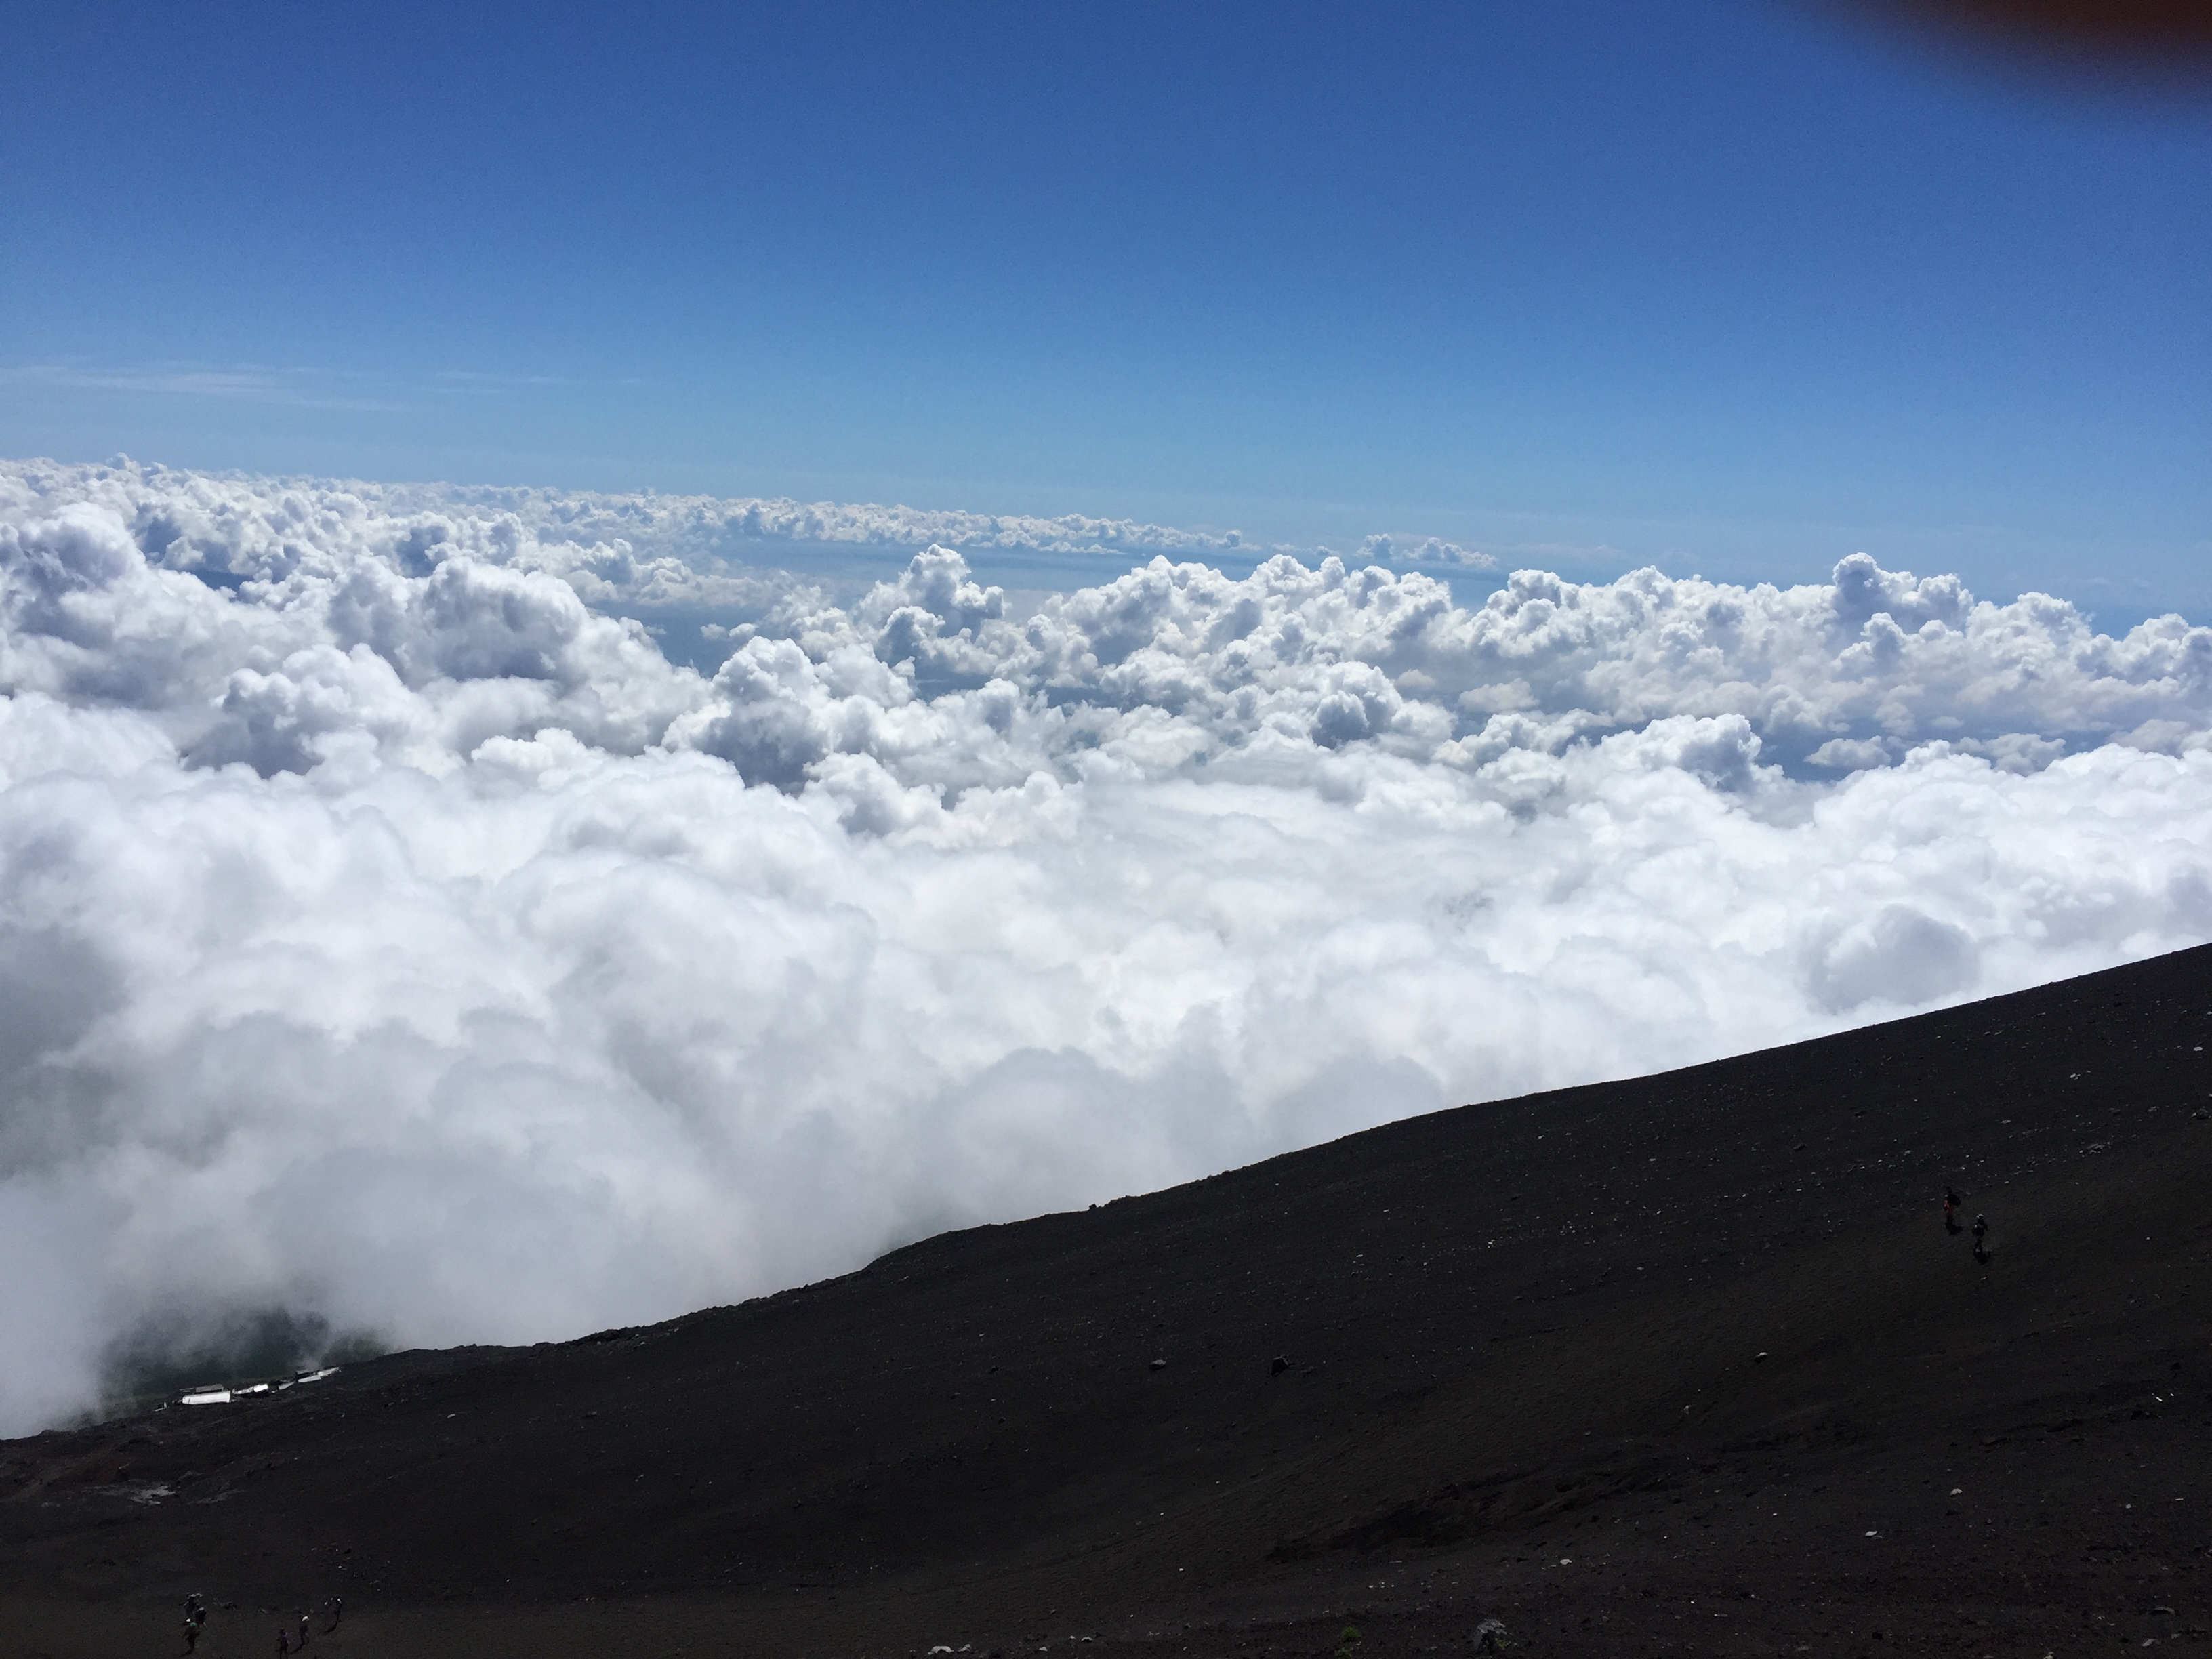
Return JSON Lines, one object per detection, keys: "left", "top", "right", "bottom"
{"left": 5, "top": 947, "right": 2211, "bottom": 1658}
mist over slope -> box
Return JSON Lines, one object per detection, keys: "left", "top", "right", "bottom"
{"left": 1, "top": 456, "right": 2207, "bottom": 1435}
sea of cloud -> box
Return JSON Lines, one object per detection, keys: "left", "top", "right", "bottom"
{"left": 1, "top": 455, "right": 2208, "bottom": 1433}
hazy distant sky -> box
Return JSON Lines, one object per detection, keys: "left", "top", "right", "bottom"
{"left": 1, "top": 2, "right": 2207, "bottom": 615}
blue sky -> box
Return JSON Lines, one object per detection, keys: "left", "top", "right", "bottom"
{"left": 2, "top": 1, "right": 2206, "bottom": 616}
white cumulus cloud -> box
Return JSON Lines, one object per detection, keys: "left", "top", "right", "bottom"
{"left": 0, "top": 456, "right": 2208, "bottom": 1433}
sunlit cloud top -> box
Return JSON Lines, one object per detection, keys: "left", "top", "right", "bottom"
{"left": 1, "top": 457, "right": 2206, "bottom": 1433}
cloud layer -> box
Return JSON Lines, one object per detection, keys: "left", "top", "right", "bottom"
{"left": 2, "top": 457, "right": 2209, "bottom": 1433}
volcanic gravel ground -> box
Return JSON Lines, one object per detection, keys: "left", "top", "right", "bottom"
{"left": 4, "top": 945, "right": 2210, "bottom": 1657}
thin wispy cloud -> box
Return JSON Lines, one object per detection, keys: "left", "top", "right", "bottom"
{"left": 0, "top": 363, "right": 408, "bottom": 413}
{"left": 429, "top": 369, "right": 596, "bottom": 394}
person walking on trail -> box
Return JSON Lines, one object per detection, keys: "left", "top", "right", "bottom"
{"left": 276, "top": 1629, "right": 291, "bottom": 1658}
{"left": 297, "top": 1608, "right": 311, "bottom": 1647}
{"left": 1944, "top": 1187, "right": 1963, "bottom": 1233}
